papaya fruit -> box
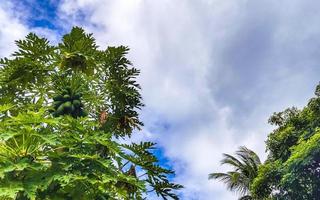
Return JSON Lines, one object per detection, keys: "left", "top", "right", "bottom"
{"left": 63, "top": 101, "right": 72, "bottom": 111}
{"left": 63, "top": 94, "right": 71, "bottom": 100}
{"left": 71, "top": 104, "right": 75, "bottom": 112}
{"left": 53, "top": 95, "right": 64, "bottom": 101}
{"left": 56, "top": 104, "right": 65, "bottom": 115}
{"left": 72, "top": 99, "right": 81, "bottom": 107}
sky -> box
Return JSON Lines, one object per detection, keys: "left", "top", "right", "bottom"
{"left": 1, "top": 0, "right": 320, "bottom": 199}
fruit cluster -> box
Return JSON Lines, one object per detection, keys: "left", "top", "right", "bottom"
{"left": 51, "top": 86, "right": 87, "bottom": 118}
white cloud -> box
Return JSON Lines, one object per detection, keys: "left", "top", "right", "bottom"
{"left": 56, "top": 2, "right": 247, "bottom": 198}
{"left": 2, "top": 0, "right": 320, "bottom": 199}
{"left": 0, "top": 2, "right": 28, "bottom": 57}
{"left": 57, "top": 0, "right": 320, "bottom": 199}
{"left": 29, "top": 27, "right": 60, "bottom": 45}
{"left": 0, "top": 1, "right": 61, "bottom": 58}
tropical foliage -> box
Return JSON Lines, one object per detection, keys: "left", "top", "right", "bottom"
{"left": 209, "top": 146, "right": 261, "bottom": 200}
{"left": 250, "top": 87, "right": 320, "bottom": 200}
{"left": 0, "top": 27, "right": 182, "bottom": 200}
{"left": 211, "top": 84, "right": 320, "bottom": 200}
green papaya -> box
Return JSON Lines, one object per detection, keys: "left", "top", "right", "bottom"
{"left": 56, "top": 104, "right": 65, "bottom": 115}
{"left": 71, "top": 104, "right": 75, "bottom": 112}
{"left": 53, "top": 95, "right": 64, "bottom": 101}
{"left": 63, "top": 94, "right": 71, "bottom": 100}
{"left": 71, "top": 109, "right": 79, "bottom": 117}
{"left": 73, "top": 99, "right": 81, "bottom": 107}
{"left": 63, "top": 101, "right": 72, "bottom": 111}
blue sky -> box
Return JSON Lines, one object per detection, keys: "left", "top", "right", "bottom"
{"left": 1, "top": 0, "right": 320, "bottom": 199}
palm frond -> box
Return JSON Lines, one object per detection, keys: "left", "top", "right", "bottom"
{"left": 209, "top": 146, "right": 261, "bottom": 198}
{"left": 238, "top": 195, "right": 253, "bottom": 200}
{"left": 208, "top": 172, "right": 230, "bottom": 181}
{"left": 221, "top": 153, "right": 244, "bottom": 169}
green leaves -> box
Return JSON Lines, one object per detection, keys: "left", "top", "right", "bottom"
{"left": 0, "top": 104, "right": 13, "bottom": 113}
{"left": 58, "top": 27, "right": 97, "bottom": 76}
{"left": 102, "top": 46, "right": 144, "bottom": 137}
{"left": 59, "top": 27, "right": 98, "bottom": 54}
{"left": 13, "top": 33, "right": 56, "bottom": 63}
{"left": 122, "top": 142, "right": 183, "bottom": 199}
{"left": 0, "top": 34, "right": 56, "bottom": 107}
{"left": 0, "top": 27, "right": 181, "bottom": 199}
{"left": 249, "top": 84, "right": 320, "bottom": 199}
{"left": 250, "top": 161, "right": 282, "bottom": 199}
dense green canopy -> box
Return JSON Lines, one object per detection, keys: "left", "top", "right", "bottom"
{"left": 0, "top": 27, "right": 182, "bottom": 200}
{"left": 210, "top": 84, "right": 320, "bottom": 199}
{"left": 251, "top": 87, "right": 320, "bottom": 199}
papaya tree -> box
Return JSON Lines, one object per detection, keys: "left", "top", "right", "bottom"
{"left": 0, "top": 27, "right": 182, "bottom": 200}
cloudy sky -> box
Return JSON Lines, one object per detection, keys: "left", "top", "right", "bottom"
{"left": 1, "top": 0, "right": 320, "bottom": 199}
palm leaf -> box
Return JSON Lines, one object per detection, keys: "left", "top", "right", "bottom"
{"left": 209, "top": 146, "right": 261, "bottom": 198}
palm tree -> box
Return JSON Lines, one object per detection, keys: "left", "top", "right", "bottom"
{"left": 209, "top": 146, "right": 261, "bottom": 200}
